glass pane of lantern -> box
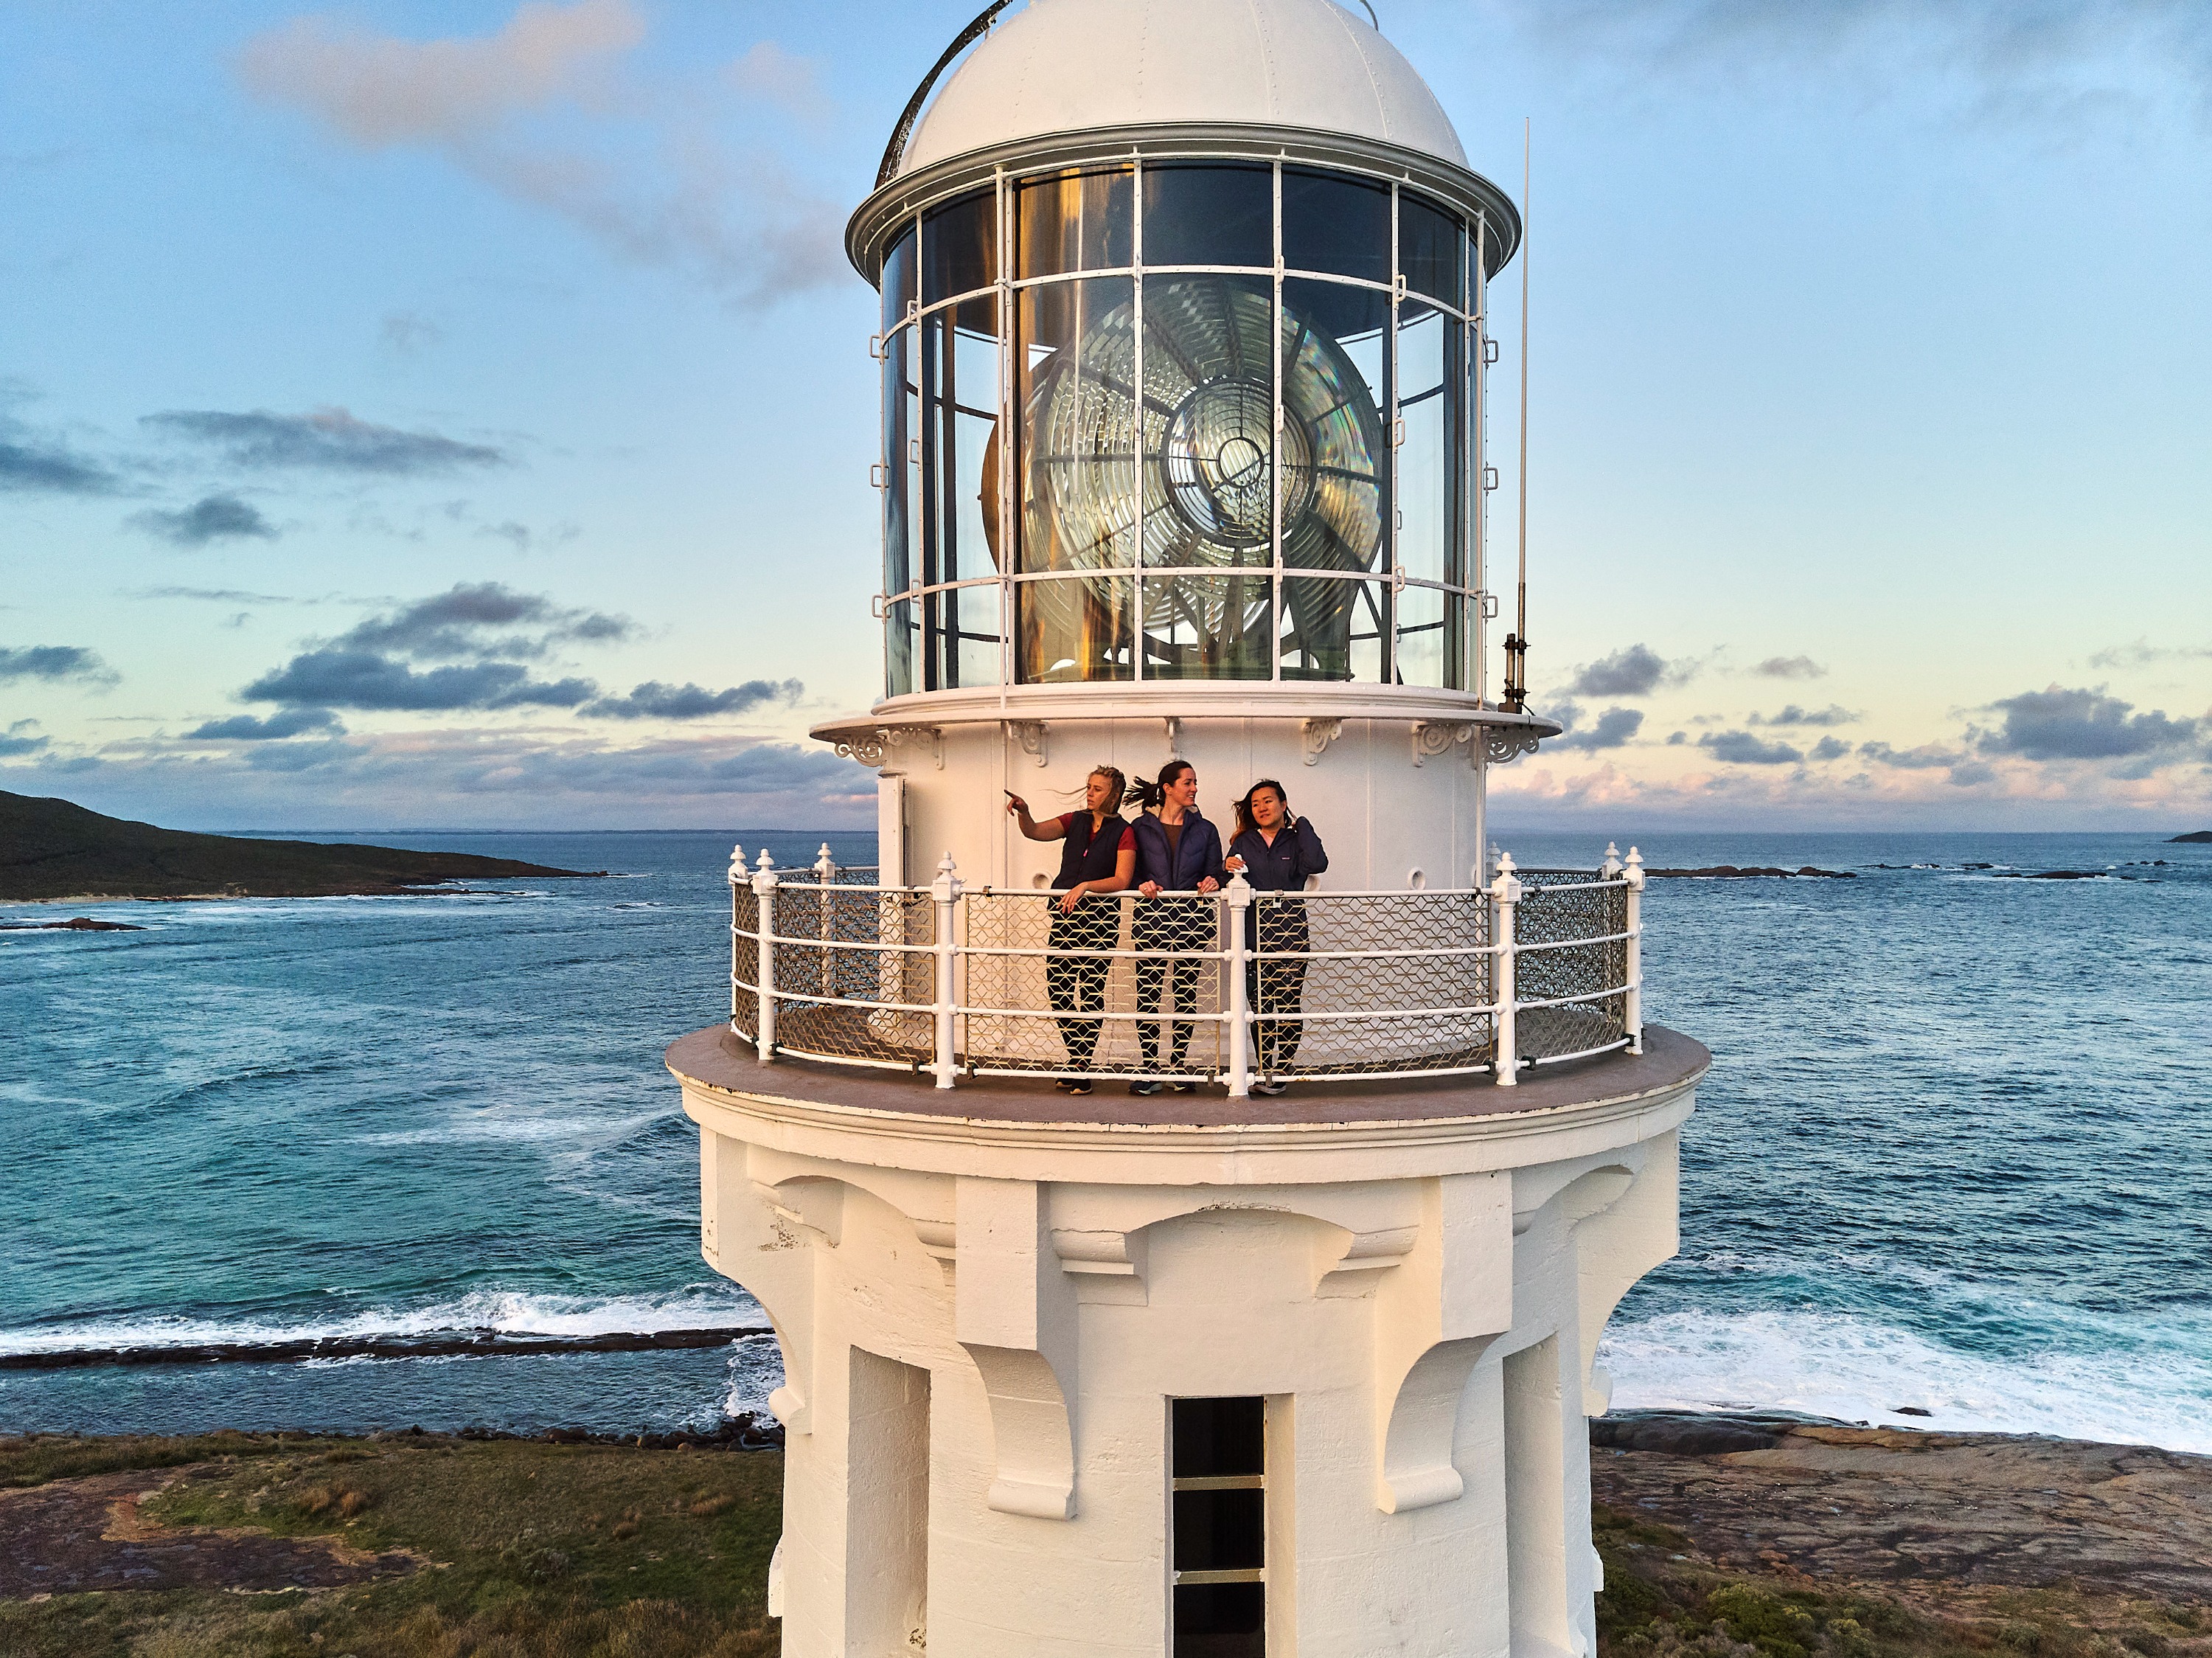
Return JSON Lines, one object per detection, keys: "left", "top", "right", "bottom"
{"left": 1396, "top": 302, "right": 1464, "bottom": 589}
{"left": 1141, "top": 571, "right": 1272, "bottom": 680}
{"left": 1281, "top": 168, "right": 1389, "bottom": 285}
{"left": 1279, "top": 277, "right": 1386, "bottom": 579}
{"left": 920, "top": 297, "right": 1004, "bottom": 690}
{"left": 1015, "top": 277, "right": 1137, "bottom": 682}
{"left": 1141, "top": 164, "right": 1271, "bottom": 269}
{"left": 883, "top": 324, "right": 919, "bottom": 600}
{"left": 1280, "top": 574, "right": 1382, "bottom": 683}
{"left": 882, "top": 223, "right": 917, "bottom": 331}
{"left": 1016, "top": 169, "right": 1133, "bottom": 278}
{"left": 1398, "top": 193, "right": 1466, "bottom": 309}
{"left": 1139, "top": 274, "right": 1276, "bottom": 573}
{"left": 922, "top": 188, "right": 997, "bottom": 305}
{"left": 885, "top": 597, "right": 918, "bottom": 698}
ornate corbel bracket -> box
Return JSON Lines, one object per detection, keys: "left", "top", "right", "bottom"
{"left": 1007, "top": 721, "right": 1049, "bottom": 769}
{"left": 833, "top": 730, "right": 888, "bottom": 768}
{"left": 883, "top": 725, "right": 944, "bottom": 770}
{"left": 1484, "top": 727, "right": 1541, "bottom": 767}
{"left": 1301, "top": 718, "right": 1344, "bottom": 766}
{"left": 1411, "top": 721, "right": 1474, "bottom": 768}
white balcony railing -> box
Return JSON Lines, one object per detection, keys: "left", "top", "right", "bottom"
{"left": 726, "top": 845, "right": 1645, "bottom": 1098}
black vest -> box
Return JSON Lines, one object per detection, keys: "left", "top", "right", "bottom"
{"left": 1054, "top": 814, "right": 1127, "bottom": 890}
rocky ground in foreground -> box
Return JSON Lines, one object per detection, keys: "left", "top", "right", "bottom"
{"left": 1, "top": 1415, "right": 2206, "bottom": 1657}
{"left": 1591, "top": 1412, "right": 2212, "bottom": 1657}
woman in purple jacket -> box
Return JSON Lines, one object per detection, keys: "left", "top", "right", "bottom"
{"left": 1224, "top": 779, "right": 1328, "bottom": 1095}
{"left": 1124, "top": 760, "right": 1225, "bottom": 1095}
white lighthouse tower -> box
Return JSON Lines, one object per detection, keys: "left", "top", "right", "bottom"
{"left": 669, "top": 3, "right": 1708, "bottom": 1653}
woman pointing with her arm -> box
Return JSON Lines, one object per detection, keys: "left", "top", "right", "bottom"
{"left": 1008, "top": 766, "right": 1135, "bottom": 1095}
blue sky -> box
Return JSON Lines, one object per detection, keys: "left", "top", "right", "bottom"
{"left": 3, "top": 0, "right": 2208, "bottom": 833}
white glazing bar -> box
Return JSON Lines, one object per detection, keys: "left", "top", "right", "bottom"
{"left": 1133, "top": 153, "right": 1147, "bottom": 684}
{"left": 1270, "top": 157, "right": 1284, "bottom": 681}
{"left": 1473, "top": 213, "right": 1489, "bottom": 708}
{"left": 1386, "top": 180, "right": 1402, "bottom": 687}
{"left": 998, "top": 166, "right": 1015, "bottom": 689}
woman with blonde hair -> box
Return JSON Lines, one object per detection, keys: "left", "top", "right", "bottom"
{"left": 1008, "top": 766, "right": 1135, "bottom": 1095}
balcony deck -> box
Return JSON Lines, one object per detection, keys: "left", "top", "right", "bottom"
{"left": 667, "top": 1021, "right": 1708, "bottom": 1133}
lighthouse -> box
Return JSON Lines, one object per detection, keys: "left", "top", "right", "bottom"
{"left": 667, "top": 2, "right": 1708, "bottom": 1653}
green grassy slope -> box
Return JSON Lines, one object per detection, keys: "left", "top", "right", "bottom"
{"left": 0, "top": 791, "right": 595, "bottom": 901}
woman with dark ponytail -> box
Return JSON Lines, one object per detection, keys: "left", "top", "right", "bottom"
{"left": 1224, "top": 779, "right": 1328, "bottom": 1095}
{"left": 1008, "top": 766, "right": 1134, "bottom": 1095}
{"left": 1125, "top": 760, "right": 1225, "bottom": 1094}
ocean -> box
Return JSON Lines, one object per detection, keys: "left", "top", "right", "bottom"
{"left": 4, "top": 828, "right": 2208, "bottom": 1452}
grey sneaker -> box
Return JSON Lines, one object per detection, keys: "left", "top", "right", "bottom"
{"left": 1251, "top": 1078, "right": 1288, "bottom": 1097}
{"left": 1128, "top": 1078, "right": 1164, "bottom": 1096}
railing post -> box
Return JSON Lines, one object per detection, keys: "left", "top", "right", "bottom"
{"left": 931, "top": 854, "right": 961, "bottom": 1090}
{"left": 1491, "top": 850, "right": 1521, "bottom": 1086}
{"left": 1623, "top": 846, "right": 1645, "bottom": 1056}
{"left": 728, "top": 843, "right": 746, "bottom": 1033}
{"left": 752, "top": 850, "right": 779, "bottom": 1064}
{"left": 814, "top": 842, "right": 838, "bottom": 882}
{"left": 1601, "top": 841, "right": 1622, "bottom": 880}
{"left": 1223, "top": 874, "right": 1253, "bottom": 1099}
{"left": 815, "top": 841, "right": 837, "bottom": 999}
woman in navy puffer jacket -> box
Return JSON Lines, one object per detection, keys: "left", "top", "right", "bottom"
{"left": 1124, "top": 760, "right": 1225, "bottom": 1095}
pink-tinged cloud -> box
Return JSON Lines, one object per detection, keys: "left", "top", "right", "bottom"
{"left": 238, "top": 0, "right": 645, "bottom": 147}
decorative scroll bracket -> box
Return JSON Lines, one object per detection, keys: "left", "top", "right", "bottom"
{"left": 1007, "top": 721, "right": 1048, "bottom": 769}
{"left": 1163, "top": 716, "right": 1184, "bottom": 760}
{"left": 1411, "top": 721, "right": 1474, "bottom": 768}
{"left": 833, "top": 730, "right": 888, "bottom": 768}
{"left": 1484, "top": 728, "right": 1542, "bottom": 768}
{"left": 1301, "top": 718, "right": 1344, "bottom": 766}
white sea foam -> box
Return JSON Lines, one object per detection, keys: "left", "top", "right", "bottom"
{"left": 349, "top": 1106, "right": 667, "bottom": 1148}
{"left": 1600, "top": 1308, "right": 2212, "bottom": 1454}
{"left": 0, "top": 1285, "right": 765, "bottom": 1358}
{"left": 721, "top": 1332, "right": 786, "bottom": 1418}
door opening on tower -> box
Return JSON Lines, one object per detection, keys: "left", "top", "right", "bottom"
{"left": 877, "top": 161, "right": 1489, "bottom": 696}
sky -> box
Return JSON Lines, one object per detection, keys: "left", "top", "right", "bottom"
{"left": 2, "top": 0, "right": 2208, "bottom": 834}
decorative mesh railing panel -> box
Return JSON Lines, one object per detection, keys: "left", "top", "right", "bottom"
{"left": 1261, "top": 890, "right": 1495, "bottom": 1078}
{"left": 768, "top": 882, "right": 938, "bottom": 1069}
{"left": 1512, "top": 873, "right": 1629, "bottom": 1063}
{"left": 731, "top": 881, "right": 760, "bottom": 1041}
{"left": 961, "top": 892, "right": 1225, "bottom": 1080}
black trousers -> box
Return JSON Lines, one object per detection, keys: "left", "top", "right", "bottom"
{"left": 1245, "top": 900, "right": 1310, "bottom": 1072}
{"left": 1046, "top": 898, "right": 1117, "bottom": 1068}
{"left": 1133, "top": 898, "right": 1216, "bottom": 1070}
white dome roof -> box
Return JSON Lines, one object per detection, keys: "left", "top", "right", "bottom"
{"left": 899, "top": 0, "right": 1468, "bottom": 178}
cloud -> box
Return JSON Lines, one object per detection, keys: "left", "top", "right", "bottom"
{"left": 1568, "top": 644, "right": 1683, "bottom": 698}
{"left": 1975, "top": 685, "right": 2201, "bottom": 761}
{"left": 0, "top": 418, "right": 122, "bottom": 496}
{"left": 725, "top": 41, "right": 831, "bottom": 122}
{"left": 237, "top": 3, "right": 846, "bottom": 309}
{"left": 0, "top": 720, "right": 47, "bottom": 757}
{"left": 1495, "top": 1, "right": 2212, "bottom": 131}
{"left": 1810, "top": 735, "right": 1851, "bottom": 762}
{"left": 1752, "top": 655, "right": 1826, "bottom": 680}
{"left": 135, "top": 586, "right": 306, "bottom": 604}
{"left": 1750, "top": 703, "right": 1860, "bottom": 728}
{"left": 1698, "top": 729, "right": 1803, "bottom": 766}
{"left": 144, "top": 407, "right": 506, "bottom": 474}
{"left": 0, "top": 645, "right": 119, "bottom": 687}
{"left": 1857, "top": 740, "right": 1995, "bottom": 786}
{"left": 1550, "top": 706, "right": 1644, "bottom": 752}
{"left": 2087, "top": 638, "right": 2212, "bottom": 668}
{"left": 243, "top": 649, "right": 595, "bottom": 712}
{"left": 338, "top": 581, "right": 634, "bottom": 660}
{"left": 187, "top": 707, "right": 347, "bottom": 740}
{"left": 579, "top": 678, "right": 801, "bottom": 720}
{"left": 130, "top": 493, "right": 280, "bottom": 547}
{"left": 380, "top": 312, "right": 444, "bottom": 355}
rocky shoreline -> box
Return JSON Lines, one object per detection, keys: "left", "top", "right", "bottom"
{"left": 1, "top": 1412, "right": 2205, "bottom": 1655}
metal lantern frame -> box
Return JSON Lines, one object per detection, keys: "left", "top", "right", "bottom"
{"left": 852, "top": 126, "right": 1523, "bottom": 705}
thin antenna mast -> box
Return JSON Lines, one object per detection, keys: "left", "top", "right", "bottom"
{"left": 1506, "top": 119, "right": 1531, "bottom": 711}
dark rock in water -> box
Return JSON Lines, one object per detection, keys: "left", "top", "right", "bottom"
{"left": 1646, "top": 865, "right": 1854, "bottom": 880}
{"left": 1997, "top": 870, "right": 2110, "bottom": 881}
{"left": 0, "top": 916, "right": 147, "bottom": 932}
{"left": 1589, "top": 1412, "right": 1781, "bottom": 1454}
{"left": 1894, "top": 1405, "right": 1934, "bottom": 1418}
{"left": 1961, "top": 862, "right": 1995, "bottom": 870}
{"left": 2170, "top": 830, "right": 2212, "bottom": 843}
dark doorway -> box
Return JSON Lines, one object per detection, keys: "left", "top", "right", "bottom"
{"left": 1171, "top": 1395, "right": 1266, "bottom": 1657}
